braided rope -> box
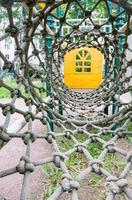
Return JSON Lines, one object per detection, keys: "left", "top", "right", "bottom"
{"left": 0, "top": 0, "right": 132, "bottom": 199}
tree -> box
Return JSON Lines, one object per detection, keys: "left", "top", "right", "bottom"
{"left": 0, "top": 4, "right": 22, "bottom": 25}
{"left": 65, "top": 0, "right": 107, "bottom": 19}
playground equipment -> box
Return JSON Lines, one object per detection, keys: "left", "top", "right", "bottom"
{"left": 0, "top": 0, "right": 131, "bottom": 200}
{"left": 38, "top": 2, "right": 45, "bottom": 9}
{"left": 64, "top": 47, "right": 103, "bottom": 88}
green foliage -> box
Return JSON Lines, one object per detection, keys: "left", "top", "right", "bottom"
{"left": 42, "top": 125, "right": 131, "bottom": 198}
{"left": 66, "top": 0, "right": 107, "bottom": 19}
{"left": 0, "top": 4, "right": 23, "bottom": 27}
{"left": 42, "top": 152, "right": 87, "bottom": 198}
{"left": 26, "top": 67, "right": 34, "bottom": 77}
{"left": 90, "top": 128, "right": 98, "bottom": 134}
{"left": 0, "top": 8, "right": 7, "bottom": 22}
{"left": 66, "top": 152, "right": 87, "bottom": 176}
{"left": 101, "top": 134, "right": 111, "bottom": 141}
{"left": 42, "top": 164, "right": 63, "bottom": 199}
{"left": 126, "top": 122, "right": 132, "bottom": 144}
{"left": 57, "top": 137, "right": 74, "bottom": 152}
{"left": 87, "top": 142, "right": 102, "bottom": 158}
{"left": 0, "top": 78, "right": 16, "bottom": 98}
{"left": 103, "top": 153, "right": 125, "bottom": 175}
{"left": 0, "top": 77, "right": 45, "bottom": 98}
{"left": 75, "top": 133, "right": 87, "bottom": 142}
{"left": 89, "top": 173, "right": 103, "bottom": 185}
{"left": 127, "top": 122, "right": 132, "bottom": 131}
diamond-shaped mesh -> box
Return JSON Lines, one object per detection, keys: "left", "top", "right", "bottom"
{"left": 0, "top": 0, "right": 132, "bottom": 200}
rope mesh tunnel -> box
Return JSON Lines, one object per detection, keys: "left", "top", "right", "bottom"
{"left": 0, "top": 0, "right": 132, "bottom": 200}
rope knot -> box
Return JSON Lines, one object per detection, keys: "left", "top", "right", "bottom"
{"left": 25, "top": 98, "right": 33, "bottom": 106}
{"left": 75, "top": 143, "right": 87, "bottom": 153}
{"left": 16, "top": 156, "right": 35, "bottom": 174}
{"left": 5, "top": 25, "right": 18, "bottom": 37}
{"left": 23, "top": 19, "right": 32, "bottom": 28}
{"left": 129, "top": 114, "right": 132, "bottom": 120}
{"left": 53, "top": 152, "right": 67, "bottom": 168}
{"left": 116, "top": 179, "right": 128, "bottom": 188}
{"left": 24, "top": 112, "right": 34, "bottom": 122}
{"left": 23, "top": 36, "right": 30, "bottom": 43}
{"left": 77, "top": 127, "right": 84, "bottom": 133}
{"left": 11, "top": 89, "right": 21, "bottom": 98}
{"left": 106, "top": 176, "right": 128, "bottom": 194}
{"left": 61, "top": 174, "right": 80, "bottom": 192}
{"left": 61, "top": 173, "right": 72, "bottom": 192}
{"left": 45, "top": 132, "right": 55, "bottom": 144}
{"left": 37, "top": 104, "right": 43, "bottom": 112}
{"left": 40, "top": 117, "right": 46, "bottom": 125}
{"left": 89, "top": 134, "right": 99, "bottom": 142}
{"left": 36, "top": 10, "right": 45, "bottom": 19}
{"left": 64, "top": 130, "right": 73, "bottom": 139}
{"left": 0, "top": 126, "right": 10, "bottom": 142}
{"left": 126, "top": 152, "right": 132, "bottom": 163}
{"left": 115, "top": 128, "right": 125, "bottom": 138}
{"left": 101, "top": 128, "right": 109, "bottom": 134}
{"left": 32, "top": 49, "right": 39, "bottom": 56}
{"left": 62, "top": 173, "right": 72, "bottom": 180}
{"left": 2, "top": 104, "right": 15, "bottom": 116}
{"left": 22, "top": 131, "right": 36, "bottom": 145}
{"left": 3, "top": 62, "right": 13, "bottom": 71}
{"left": 89, "top": 159, "right": 103, "bottom": 175}
{"left": 14, "top": 48, "right": 23, "bottom": 56}
{"left": 103, "top": 142, "right": 115, "bottom": 153}
{"left": 25, "top": 0, "right": 37, "bottom": 7}
{"left": 54, "top": 119, "right": 61, "bottom": 127}
{"left": 20, "top": 63, "right": 26, "bottom": 70}
{"left": 39, "top": 87, "right": 45, "bottom": 93}
{"left": 70, "top": 181, "right": 80, "bottom": 190}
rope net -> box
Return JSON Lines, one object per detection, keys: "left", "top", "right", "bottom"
{"left": 0, "top": 0, "right": 132, "bottom": 199}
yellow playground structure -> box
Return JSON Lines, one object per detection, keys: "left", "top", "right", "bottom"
{"left": 38, "top": 3, "right": 45, "bottom": 8}
{"left": 64, "top": 47, "right": 104, "bottom": 89}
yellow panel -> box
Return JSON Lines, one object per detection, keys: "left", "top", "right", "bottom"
{"left": 64, "top": 47, "right": 103, "bottom": 89}
{"left": 38, "top": 3, "right": 46, "bottom": 8}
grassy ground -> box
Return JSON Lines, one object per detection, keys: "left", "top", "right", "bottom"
{"left": 0, "top": 77, "right": 45, "bottom": 98}
{"left": 0, "top": 77, "right": 17, "bottom": 98}
{"left": 42, "top": 123, "right": 132, "bottom": 199}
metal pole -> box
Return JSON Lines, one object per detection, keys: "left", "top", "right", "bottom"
{"left": 46, "top": 16, "right": 54, "bottom": 131}
{"left": 57, "top": 5, "right": 63, "bottom": 115}
{"left": 104, "top": 1, "right": 112, "bottom": 115}
{"left": 112, "top": 5, "right": 124, "bottom": 114}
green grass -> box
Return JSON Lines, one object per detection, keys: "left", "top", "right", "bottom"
{"left": 0, "top": 87, "right": 10, "bottom": 98}
{"left": 90, "top": 128, "right": 99, "bottom": 134}
{"left": 101, "top": 134, "right": 111, "bottom": 141}
{"left": 103, "top": 153, "right": 125, "bottom": 175}
{"left": 42, "top": 149, "right": 125, "bottom": 199}
{"left": 89, "top": 173, "right": 102, "bottom": 185}
{"left": 87, "top": 142, "right": 102, "bottom": 158}
{"left": 42, "top": 154, "right": 87, "bottom": 199}
{"left": 57, "top": 137, "right": 74, "bottom": 152}
{"left": 66, "top": 152, "right": 87, "bottom": 176}
{"left": 75, "top": 133, "right": 88, "bottom": 142}
{"left": 42, "top": 164, "right": 63, "bottom": 199}
{"left": 126, "top": 122, "right": 132, "bottom": 144}
{"left": 0, "top": 77, "right": 46, "bottom": 98}
{"left": 42, "top": 124, "right": 131, "bottom": 199}
{"left": 0, "top": 78, "right": 17, "bottom": 98}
